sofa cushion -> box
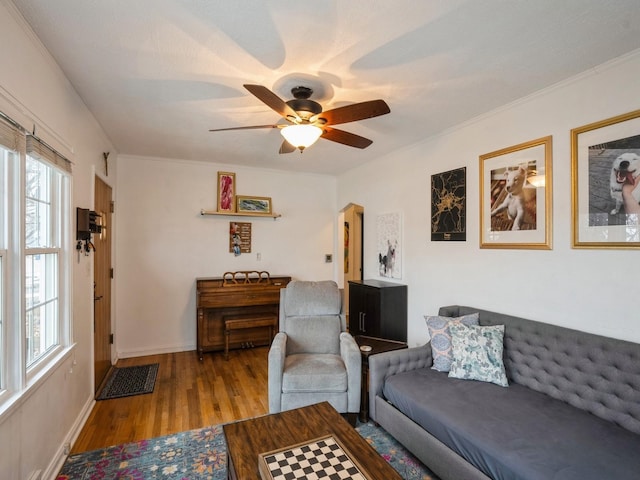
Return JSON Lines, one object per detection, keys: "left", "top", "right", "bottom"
{"left": 383, "top": 367, "right": 640, "bottom": 480}
{"left": 448, "top": 323, "right": 508, "bottom": 387}
{"left": 282, "top": 354, "right": 347, "bottom": 393}
{"left": 425, "top": 313, "right": 479, "bottom": 372}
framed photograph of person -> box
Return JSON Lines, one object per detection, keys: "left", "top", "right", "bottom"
{"left": 571, "top": 109, "right": 640, "bottom": 249}
{"left": 217, "top": 171, "right": 236, "bottom": 213}
{"left": 479, "top": 136, "right": 553, "bottom": 249}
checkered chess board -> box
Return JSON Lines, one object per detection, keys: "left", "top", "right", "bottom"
{"left": 258, "top": 435, "right": 367, "bottom": 480}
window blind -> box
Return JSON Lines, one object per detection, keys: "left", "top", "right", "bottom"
{"left": 0, "top": 114, "right": 26, "bottom": 152}
{"left": 26, "top": 135, "right": 72, "bottom": 174}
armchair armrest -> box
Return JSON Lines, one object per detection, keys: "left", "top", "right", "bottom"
{"left": 268, "top": 332, "right": 287, "bottom": 413}
{"left": 368, "top": 343, "right": 432, "bottom": 422}
{"left": 340, "top": 332, "right": 362, "bottom": 413}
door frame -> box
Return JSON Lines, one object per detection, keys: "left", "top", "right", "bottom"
{"left": 93, "top": 170, "right": 114, "bottom": 391}
{"left": 340, "top": 203, "right": 364, "bottom": 319}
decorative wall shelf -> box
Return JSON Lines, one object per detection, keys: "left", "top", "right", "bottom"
{"left": 200, "top": 209, "right": 281, "bottom": 219}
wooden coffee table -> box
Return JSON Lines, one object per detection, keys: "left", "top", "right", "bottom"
{"left": 223, "top": 401, "right": 402, "bottom": 480}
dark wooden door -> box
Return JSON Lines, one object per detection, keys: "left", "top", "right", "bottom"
{"left": 94, "top": 176, "right": 112, "bottom": 391}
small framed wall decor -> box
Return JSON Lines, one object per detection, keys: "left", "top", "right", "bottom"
{"left": 236, "top": 196, "right": 272, "bottom": 215}
{"left": 571, "top": 109, "right": 640, "bottom": 249}
{"left": 217, "top": 171, "right": 236, "bottom": 213}
{"left": 479, "top": 136, "right": 552, "bottom": 249}
{"left": 431, "top": 167, "right": 466, "bottom": 241}
{"left": 229, "top": 222, "right": 251, "bottom": 255}
{"left": 376, "top": 212, "right": 402, "bottom": 279}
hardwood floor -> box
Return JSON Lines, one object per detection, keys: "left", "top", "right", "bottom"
{"left": 72, "top": 347, "right": 269, "bottom": 454}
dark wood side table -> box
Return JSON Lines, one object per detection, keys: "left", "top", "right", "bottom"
{"left": 355, "top": 335, "right": 408, "bottom": 422}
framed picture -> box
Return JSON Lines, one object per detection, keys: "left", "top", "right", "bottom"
{"left": 229, "top": 222, "right": 251, "bottom": 255}
{"left": 431, "top": 167, "right": 466, "bottom": 241}
{"left": 479, "top": 136, "right": 552, "bottom": 249}
{"left": 236, "top": 195, "right": 272, "bottom": 214}
{"left": 571, "top": 109, "right": 640, "bottom": 249}
{"left": 217, "top": 171, "right": 236, "bottom": 213}
{"left": 376, "top": 212, "right": 401, "bottom": 279}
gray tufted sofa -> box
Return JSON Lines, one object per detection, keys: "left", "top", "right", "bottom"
{"left": 368, "top": 305, "right": 640, "bottom": 480}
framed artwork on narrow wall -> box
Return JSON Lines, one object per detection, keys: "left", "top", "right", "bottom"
{"left": 377, "top": 212, "right": 402, "bottom": 279}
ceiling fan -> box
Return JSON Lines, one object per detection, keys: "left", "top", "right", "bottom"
{"left": 209, "top": 84, "right": 390, "bottom": 153}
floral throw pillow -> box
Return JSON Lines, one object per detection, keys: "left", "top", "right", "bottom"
{"left": 448, "top": 323, "right": 509, "bottom": 387}
{"left": 424, "top": 313, "right": 479, "bottom": 372}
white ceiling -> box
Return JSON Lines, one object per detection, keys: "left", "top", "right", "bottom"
{"left": 10, "top": 0, "right": 640, "bottom": 175}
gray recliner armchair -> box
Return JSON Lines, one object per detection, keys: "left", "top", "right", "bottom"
{"left": 268, "top": 280, "right": 361, "bottom": 415}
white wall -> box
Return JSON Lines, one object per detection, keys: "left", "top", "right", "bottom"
{"left": 0, "top": 1, "right": 116, "bottom": 479}
{"left": 114, "top": 156, "right": 337, "bottom": 357}
{"left": 338, "top": 50, "right": 640, "bottom": 347}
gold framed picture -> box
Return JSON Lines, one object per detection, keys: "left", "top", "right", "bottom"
{"left": 217, "top": 171, "right": 236, "bottom": 213}
{"left": 571, "top": 109, "right": 640, "bottom": 249}
{"left": 236, "top": 195, "right": 272, "bottom": 215}
{"left": 479, "top": 136, "right": 553, "bottom": 249}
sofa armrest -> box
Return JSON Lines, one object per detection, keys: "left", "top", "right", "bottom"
{"left": 340, "top": 332, "right": 362, "bottom": 413}
{"left": 268, "top": 332, "right": 287, "bottom": 413}
{"left": 368, "top": 343, "right": 432, "bottom": 422}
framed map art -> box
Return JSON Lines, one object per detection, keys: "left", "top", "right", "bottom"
{"left": 431, "top": 167, "right": 466, "bottom": 241}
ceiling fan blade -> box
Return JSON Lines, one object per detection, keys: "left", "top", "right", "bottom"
{"left": 315, "top": 100, "right": 390, "bottom": 126}
{"left": 321, "top": 127, "right": 373, "bottom": 149}
{"left": 209, "top": 124, "right": 280, "bottom": 132}
{"left": 279, "top": 140, "right": 296, "bottom": 154}
{"left": 243, "top": 84, "right": 300, "bottom": 121}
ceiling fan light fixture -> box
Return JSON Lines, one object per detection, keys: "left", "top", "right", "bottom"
{"left": 281, "top": 124, "right": 322, "bottom": 151}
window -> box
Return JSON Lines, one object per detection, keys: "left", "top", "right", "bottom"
{"left": 25, "top": 157, "right": 62, "bottom": 366}
{"left": 0, "top": 113, "right": 71, "bottom": 410}
{"left": 0, "top": 146, "right": 7, "bottom": 389}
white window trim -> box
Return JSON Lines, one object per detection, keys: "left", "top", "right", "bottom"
{"left": 0, "top": 116, "right": 73, "bottom": 419}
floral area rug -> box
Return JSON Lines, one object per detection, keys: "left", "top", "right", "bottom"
{"left": 57, "top": 421, "right": 439, "bottom": 479}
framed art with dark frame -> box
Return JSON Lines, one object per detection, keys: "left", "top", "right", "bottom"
{"left": 571, "top": 109, "right": 640, "bottom": 249}
{"left": 431, "top": 167, "right": 466, "bottom": 241}
{"left": 236, "top": 195, "right": 272, "bottom": 214}
{"left": 479, "top": 136, "right": 552, "bottom": 249}
{"left": 217, "top": 171, "right": 236, "bottom": 213}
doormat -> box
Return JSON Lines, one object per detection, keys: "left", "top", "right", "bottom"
{"left": 96, "top": 363, "right": 159, "bottom": 400}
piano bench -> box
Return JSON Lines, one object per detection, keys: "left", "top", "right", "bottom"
{"left": 224, "top": 315, "right": 277, "bottom": 360}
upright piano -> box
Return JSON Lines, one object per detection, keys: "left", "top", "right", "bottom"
{"left": 196, "top": 271, "right": 291, "bottom": 360}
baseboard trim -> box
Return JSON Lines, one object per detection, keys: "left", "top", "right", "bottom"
{"left": 116, "top": 343, "right": 196, "bottom": 359}
{"left": 42, "top": 394, "right": 95, "bottom": 480}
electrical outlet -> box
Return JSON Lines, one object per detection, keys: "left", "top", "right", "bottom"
{"left": 256, "top": 253, "right": 261, "bottom": 261}
{"left": 63, "top": 442, "right": 71, "bottom": 455}
{"left": 325, "top": 254, "right": 332, "bottom": 263}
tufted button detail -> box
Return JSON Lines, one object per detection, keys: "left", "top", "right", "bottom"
{"left": 496, "top": 313, "right": 640, "bottom": 435}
